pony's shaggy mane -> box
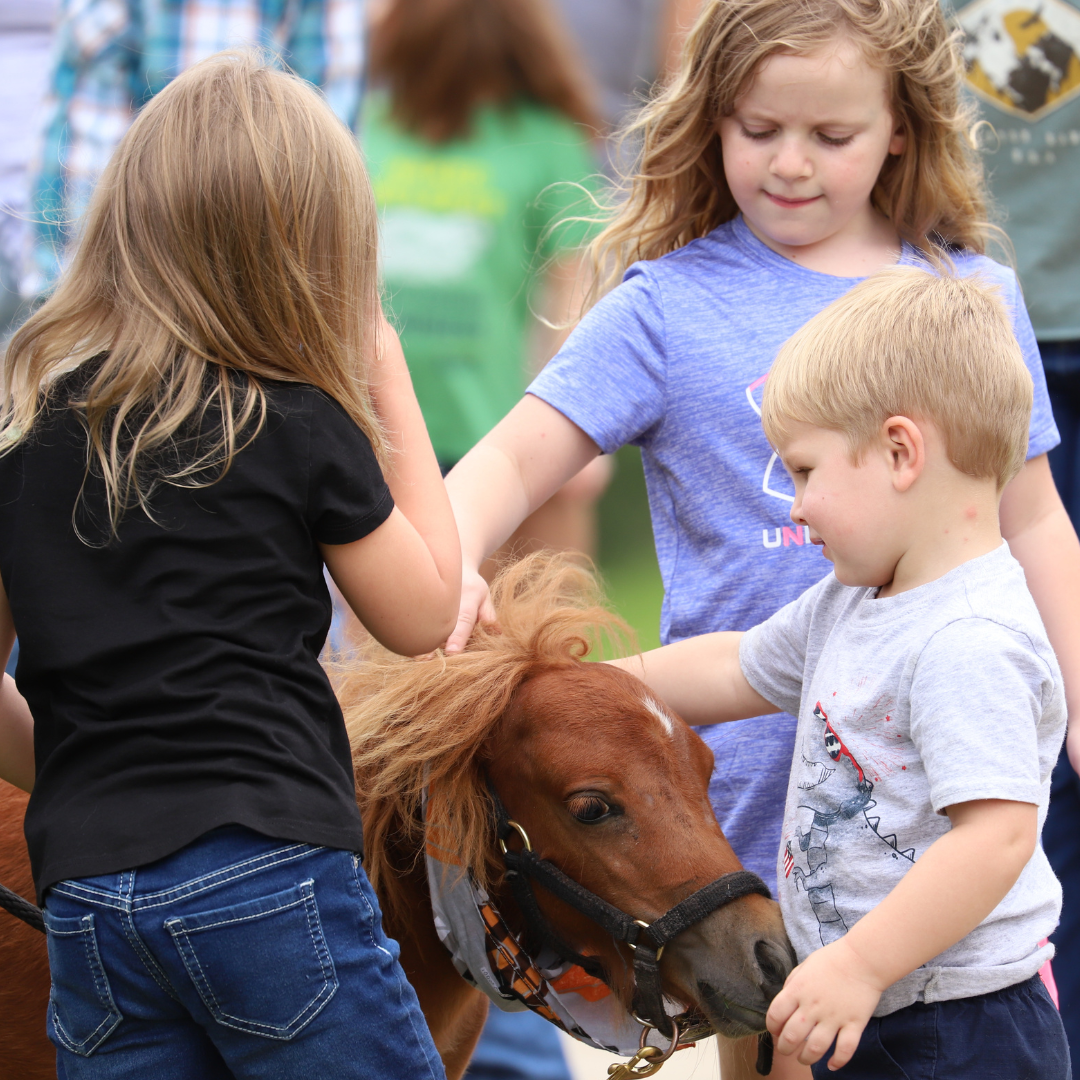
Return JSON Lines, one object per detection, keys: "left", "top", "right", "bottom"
{"left": 335, "top": 553, "right": 632, "bottom": 914}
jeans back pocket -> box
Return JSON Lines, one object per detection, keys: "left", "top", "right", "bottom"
{"left": 165, "top": 879, "right": 338, "bottom": 1040}
{"left": 43, "top": 910, "right": 123, "bottom": 1056}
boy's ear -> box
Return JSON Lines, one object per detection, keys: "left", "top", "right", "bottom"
{"left": 882, "top": 416, "right": 924, "bottom": 492}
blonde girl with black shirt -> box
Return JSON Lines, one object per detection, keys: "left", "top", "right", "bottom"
{"left": 0, "top": 53, "right": 458, "bottom": 1079}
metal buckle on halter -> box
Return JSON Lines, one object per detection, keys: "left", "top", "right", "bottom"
{"left": 498, "top": 819, "right": 531, "bottom": 854}
{"left": 625, "top": 918, "right": 664, "bottom": 961}
{"left": 607, "top": 1014, "right": 694, "bottom": 1079}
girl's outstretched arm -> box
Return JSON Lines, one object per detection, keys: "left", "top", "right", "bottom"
{"left": 1000, "top": 454, "right": 1080, "bottom": 769}
{"left": 443, "top": 393, "right": 600, "bottom": 652}
{"left": 321, "top": 318, "right": 461, "bottom": 656}
{"left": 608, "top": 632, "right": 778, "bottom": 726}
{"left": 0, "top": 588, "right": 33, "bottom": 792}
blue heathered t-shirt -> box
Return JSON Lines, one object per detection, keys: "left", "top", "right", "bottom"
{"left": 528, "top": 215, "right": 1060, "bottom": 891}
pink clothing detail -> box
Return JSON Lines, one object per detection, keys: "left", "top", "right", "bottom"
{"left": 1039, "top": 939, "right": 1060, "bottom": 1008}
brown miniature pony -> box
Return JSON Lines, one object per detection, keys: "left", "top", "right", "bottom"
{"left": 0, "top": 781, "right": 51, "bottom": 1080}
{"left": 0, "top": 555, "right": 792, "bottom": 1079}
{"left": 339, "top": 554, "right": 793, "bottom": 1077}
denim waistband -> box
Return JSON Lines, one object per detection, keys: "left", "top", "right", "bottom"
{"left": 47, "top": 826, "right": 325, "bottom": 914}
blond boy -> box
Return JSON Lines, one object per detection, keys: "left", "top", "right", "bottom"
{"left": 613, "top": 268, "right": 1068, "bottom": 1078}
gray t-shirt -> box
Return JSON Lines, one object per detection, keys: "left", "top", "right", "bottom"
{"left": 739, "top": 543, "right": 1065, "bottom": 1015}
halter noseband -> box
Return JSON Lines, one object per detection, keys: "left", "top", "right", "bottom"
{"left": 489, "top": 785, "right": 773, "bottom": 1073}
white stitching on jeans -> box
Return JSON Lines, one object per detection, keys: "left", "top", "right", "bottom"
{"left": 170, "top": 925, "right": 224, "bottom": 1016}
{"left": 351, "top": 861, "right": 393, "bottom": 960}
{"left": 50, "top": 846, "right": 322, "bottom": 913}
{"left": 137, "top": 846, "right": 319, "bottom": 909}
{"left": 50, "top": 882, "right": 125, "bottom": 906}
{"left": 348, "top": 862, "right": 439, "bottom": 1075}
{"left": 164, "top": 894, "right": 306, "bottom": 934}
{"left": 119, "top": 869, "right": 177, "bottom": 1001}
{"left": 166, "top": 882, "right": 336, "bottom": 1039}
{"left": 46, "top": 915, "right": 122, "bottom": 1055}
{"left": 135, "top": 844, "right": 312, "bottom": 901}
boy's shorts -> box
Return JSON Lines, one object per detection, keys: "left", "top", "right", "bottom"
{"left": 812, "top": 974, "right": 1071, "bottom": 1080}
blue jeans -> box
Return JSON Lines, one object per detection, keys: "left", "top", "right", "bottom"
{"left": 43, "top": 826, "right": 446, "bottom": 1080}
{"left": 811, "top": 975, "right": 1070, "bottom": 1079}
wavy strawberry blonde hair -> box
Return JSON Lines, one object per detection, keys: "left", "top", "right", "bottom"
{"left": 587, "top": 0, "right": 992, "bottom": 300}
{"left": 2, "top": 51, "right": 385, "bottom": 534}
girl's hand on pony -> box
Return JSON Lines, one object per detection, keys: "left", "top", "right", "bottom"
{"left": 766, "top": 937, "right": 882, "bottom": 1071}
{"left": 445, "top": 567, "right": 496, "bottom": 653}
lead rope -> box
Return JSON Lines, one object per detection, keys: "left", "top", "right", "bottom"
{"left": 0, "top": 881, "right": 44, "bottom": 934}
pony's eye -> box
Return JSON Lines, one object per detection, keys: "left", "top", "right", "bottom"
{"left": 567, "top": 794, "right": 613, "bottom": 823}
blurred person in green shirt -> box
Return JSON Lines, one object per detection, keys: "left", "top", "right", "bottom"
{"left": 363, "top": 0, "right": 609, "bottom": 564}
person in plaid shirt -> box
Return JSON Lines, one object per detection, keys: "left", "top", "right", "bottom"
{"left": 25, "top": 0, "right": 366, "bottom": 298}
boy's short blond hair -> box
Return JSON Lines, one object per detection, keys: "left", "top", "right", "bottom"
{"left": 761, "top": 268, "right": 1033, "bottom": 489}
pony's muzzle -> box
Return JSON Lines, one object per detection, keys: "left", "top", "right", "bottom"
{"left": 664, "top": 897, "right": 794, "bottom": 1037}
{"left": 753, "top": 934, "right": 795, "bottom": 1000}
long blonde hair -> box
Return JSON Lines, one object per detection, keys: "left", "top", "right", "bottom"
{"left": 588, "top": 0, "right": 990, "bottom": 299}
{"left": 2, "top": 51, "right": 386, "bottom": 534}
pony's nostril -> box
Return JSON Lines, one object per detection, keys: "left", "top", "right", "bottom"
{"left": 754, "top": 937, "right": 792, "bottom": 997}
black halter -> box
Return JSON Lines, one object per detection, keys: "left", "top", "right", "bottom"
{"left": 489, "top": 785, "right": 774, "bottom": 1073}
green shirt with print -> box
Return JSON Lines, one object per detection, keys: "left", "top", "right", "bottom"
{"left": 951, "top": 0, "right": 1080, "bottom": 338}
{"left": 362, "top": 95, "right": 598, "bottom": 462}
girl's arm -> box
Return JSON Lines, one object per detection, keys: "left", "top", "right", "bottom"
{"left": 443, "top": 394, "right": 600, "bottom": 652}
{"left": 0, "top": 588, "right": 33, "bottom": 792}
{"left": 321, "top": 318, "right": 461, "bottom": 656}
{"left": 767, "top": 798, "right": 1037, "bottom": 1071}
{"left": 608, "top": 632, "right": 778, "bottom": 725}
{"left": 999, "top": 454, "right": 1080, "bottom": 769}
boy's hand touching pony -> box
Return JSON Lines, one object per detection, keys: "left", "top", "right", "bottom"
{"left": 766, "top": 936, "right": 883, "bottom": 1071}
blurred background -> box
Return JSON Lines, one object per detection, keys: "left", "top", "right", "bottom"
{"left": 597, "top": 446, "right": 662, "bottom": 651}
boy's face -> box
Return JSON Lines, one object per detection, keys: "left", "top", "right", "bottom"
{"left": 778, "top": 423, "right": 905, "bottom": 588}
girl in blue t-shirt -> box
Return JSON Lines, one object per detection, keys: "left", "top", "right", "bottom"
{"left": 0, "top": 54, "right": 459, "bottom": 1078}
{"left": 443, "top": 1, "right": 1080, "bottom": 1074}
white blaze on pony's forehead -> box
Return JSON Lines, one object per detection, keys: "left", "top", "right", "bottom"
{"left": 642, "top": 695, "right": 675, "bottom": 737}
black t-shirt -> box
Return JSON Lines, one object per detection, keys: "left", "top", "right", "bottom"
{"left": 0, "top": 376, "right": 393, "bottom": 900}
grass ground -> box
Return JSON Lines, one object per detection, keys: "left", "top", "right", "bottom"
{"left": 595, "top": 446, "right": 664, "bottom": 654}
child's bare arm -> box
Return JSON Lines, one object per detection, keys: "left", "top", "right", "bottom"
{"left": 322, "top": 318, "right": 461, "bottom": 656}
{"left": 443, "top": 394, "right": 600, "bottom": 652}
{"left": 0, "top": 587, "right": 33, "bottom": 792}
{"left": 767, "top": 798, "right": 1037, "bottom": 1071}
{"left": 608, "top": 633, "right": 779, "bottom": 725}
{"left": 1000, "top": 454, "right": 1080, "bottom": 771}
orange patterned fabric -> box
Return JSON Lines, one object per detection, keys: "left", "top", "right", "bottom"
{"left": 424, "top": 788, "right": 656, "bottom": 1055}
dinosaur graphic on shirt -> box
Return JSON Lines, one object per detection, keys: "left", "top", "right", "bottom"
{"left": 784, "top": 702, "right": 915, "bottom": 945}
